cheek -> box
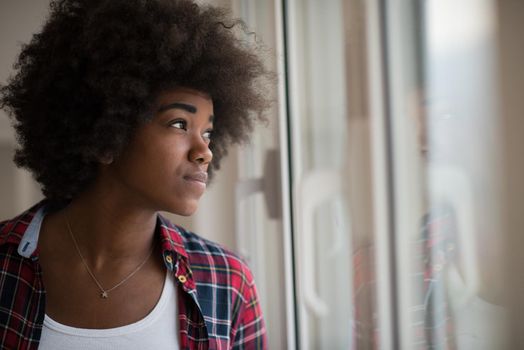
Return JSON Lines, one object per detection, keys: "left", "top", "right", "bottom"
{"left": 160, "top": 141, "right": 188, "bottom": 170}
{"left": 147, "top": 143, "right": 192, "bottom": 186}
{"left": 116, "top": 132, "right": 191, "bottom": 180}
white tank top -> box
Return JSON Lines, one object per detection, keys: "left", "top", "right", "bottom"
{"left": 39, "top": 272, "right": 179, "bottom": 350}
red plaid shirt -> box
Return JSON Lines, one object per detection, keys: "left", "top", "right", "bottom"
{"left": 0, "top": 202, "right": 266, "bottom": 349}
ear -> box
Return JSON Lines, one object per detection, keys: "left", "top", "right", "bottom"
{"left": 99, "top": 153, "right": 114, "bottom": 165}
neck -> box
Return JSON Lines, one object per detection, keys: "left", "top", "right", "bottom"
{"left": 57, "top": 185, "right": 158, "bottom": 267}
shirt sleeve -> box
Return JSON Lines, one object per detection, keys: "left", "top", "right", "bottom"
{"left": 231, "top": 264, "right": 267, "bottom": 350}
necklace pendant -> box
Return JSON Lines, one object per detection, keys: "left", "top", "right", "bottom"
{"left": 100, "top": 291, "right": 109, "bottom": 299}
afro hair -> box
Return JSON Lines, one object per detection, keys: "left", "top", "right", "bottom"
{"left": 0, "top": 0, "right": 271, "bottom": 203}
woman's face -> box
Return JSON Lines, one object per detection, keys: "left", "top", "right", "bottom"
{"left": 103, "top": 87, "right": 214, "bottom": 215}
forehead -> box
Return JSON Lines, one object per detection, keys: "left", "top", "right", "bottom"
{"left": 155, "top": 87, "right": 213, "bottom": 107}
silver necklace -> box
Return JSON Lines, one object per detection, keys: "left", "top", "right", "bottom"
{"left": 65, "top": 217, "right": 155, "bottom": 299}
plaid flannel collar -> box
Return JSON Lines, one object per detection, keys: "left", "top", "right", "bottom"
{"left": 157, "top": 215, "right": 197, "bottom": 292}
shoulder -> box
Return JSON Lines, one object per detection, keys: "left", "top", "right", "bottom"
{"left": 175, "top": 225, "right": 255, "bottom": 285}
{"left": 0, "top": 202, "right": 43, "bottom": 247}
{"left": 157, "top": 216, "right": 266, "bottom": 345}
{"left": 174, "top": 225, "right": 265, "bottom": 338}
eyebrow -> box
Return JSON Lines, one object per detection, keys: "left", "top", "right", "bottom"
{"left": 157, "top": 102, "right": 214, "bottom": 122}
{"left": 158, "top": 102, "right": 197, "bottom": 114}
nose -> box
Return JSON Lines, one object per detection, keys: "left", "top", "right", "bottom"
{"left": 189, "top": 135, "right": 213, "bottom": 165}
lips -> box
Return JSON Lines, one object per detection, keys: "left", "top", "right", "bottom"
{"left": 183, "top": 171, "right": 208, "bottom": 184}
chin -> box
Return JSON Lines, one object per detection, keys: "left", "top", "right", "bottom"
{"left": 166, "top": 201, "right": 199, "bottom": 217}
{"left": 175, "top": 209, "right": 197, "bottom": 217}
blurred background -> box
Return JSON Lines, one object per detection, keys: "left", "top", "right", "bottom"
{"left": 1, "top": 0, "right": 524, "bottom": 349}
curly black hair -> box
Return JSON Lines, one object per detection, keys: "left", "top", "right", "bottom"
{"left": 0, "top": 0, "right": 270, "bottom": 203}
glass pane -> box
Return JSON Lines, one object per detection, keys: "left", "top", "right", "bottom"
{"left": 424, "top": 1, "right": 508, "bottom": 348}
{"left": 385, "top": 0, "right": 510, "bottom": 348}
{"left": 286, "top": 0, "right": 355, "bottom": 348}
{"left": 231, "top": 1, "right": 291, "bottom": 349}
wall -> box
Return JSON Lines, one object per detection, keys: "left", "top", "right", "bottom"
{"left": 0, "top": 0, "right": 49, "bottom": 217}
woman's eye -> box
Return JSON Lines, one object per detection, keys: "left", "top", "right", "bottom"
{"left": 203, "top": 129, "right": 213, "bottom": 141}
{"left": 170, "top": 120, "right": 187, "bottom": 130}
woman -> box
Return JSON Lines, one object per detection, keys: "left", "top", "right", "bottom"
{"left": 0, "top": 0, "right": 269, "bottom": 349}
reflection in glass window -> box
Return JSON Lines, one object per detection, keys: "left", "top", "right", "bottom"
{"left": 409, "top": 0, "right": 509, "bottom": 348}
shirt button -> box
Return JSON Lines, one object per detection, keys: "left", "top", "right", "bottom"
{"left": 165, "top": 255, "right": 173, "bottom": 264}
{"left": 178, "top": 275, "right": 187, "bottom": 284}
